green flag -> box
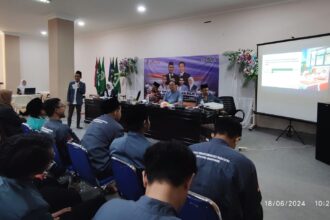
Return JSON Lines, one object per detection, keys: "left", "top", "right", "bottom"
{"left": 109, "top": 57, "right": 121, "bottom": 94}
{"left": 96, "top": 57, "right": 106, "bottom": 95}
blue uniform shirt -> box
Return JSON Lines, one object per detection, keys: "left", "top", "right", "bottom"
{"left": 110, "top": 131, "right": 151, "bottom": 169}
{"left": 93, "top": 196, "right": 180, "bottom": 220}
{"left": 42, "top": 119, "right": 80, "bottom": 165}
{"left": 164, "top": 90, "right": 183, "bottom": 104}
{"left": 0, "top": 176, "right": 52, "bottom": 220}
{"left": 189, "top": 138, "right": 262, "bottom": 220}
{"left": 81, "top": 114, "right": 124, "bottom": 175}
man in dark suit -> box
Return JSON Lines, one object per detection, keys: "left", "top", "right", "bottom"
{"left": 165, "top": 62, "right": 179, "bottom": 84}
{"left": 67, "top": 71, "right": 86, "bottom": 129}
{"left": 178, "top": 61, "right": 190, "bottom": 86}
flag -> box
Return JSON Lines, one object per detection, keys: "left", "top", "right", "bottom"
{"left": 94, "top": 58, "right": 99, "bottom": 88}
{"left": 109, "top": 57, "right": 121, "bottom": 94}
{"left": 108, "top": 57, "right": 114, "bottom": 82}
{"left": 96, "top": 57, "right": 106, "bottom": 95}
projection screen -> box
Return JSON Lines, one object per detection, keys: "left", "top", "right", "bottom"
{"left": 257, "top": 34, "right": 330, "bottom": 122}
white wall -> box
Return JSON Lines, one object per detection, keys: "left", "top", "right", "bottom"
{"left": 75, "top": 0, "right": 330, "bottom": 133}
{"left": 20, "top": 36, "right": 49, "bottom": 92}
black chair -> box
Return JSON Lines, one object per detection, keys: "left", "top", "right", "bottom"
{"left": 218, "top": 96, "right": 245, "bottom": 123}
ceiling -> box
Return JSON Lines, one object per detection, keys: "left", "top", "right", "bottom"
{"left": 0, "top": 0, "right": 293, "bottom": 37}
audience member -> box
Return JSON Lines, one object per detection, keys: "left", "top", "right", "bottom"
{"left": 0, "top": 133, "right": 63, "bottom": 219}
{"left": 0, "top": 90, "right": 23, "bottom": 140}
{"left": 189, "top": 117, "right": 263, "bottom": 220}
{"left": 0, "top": 133, "right": 105, "bottom": 220}
{"left": 81, "top": 97, "right": 124, "bottom": 178}
{"left": 110, "top": 104, "right": 151, "bottom": 169}
{"left": 94, "top": 140, "right": 197, "bottom": 220}
{"left": 22, "top": 97, "right": 46, "bottom": 131}
{"left": 42, "top": 98, "right": 80, "bottom": 165}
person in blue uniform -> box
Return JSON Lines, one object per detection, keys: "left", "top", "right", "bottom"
{"left": 0, "top": 133, "right": 62, "bottom": 220}
{"left": 94, "top": 140, "right": 197, "bottom": 220}
{"left": 110, "top": 105, "right": 151, "bottom": 169}
{"left": 196, "top": 83, "right": 221, "bottom": 105}
{"left": 42, "top": 98, "right": 80, "bottom": 165}
{"left": 163, "top": 81, "right": 183, "bottom": 104}
{"left": 189, "top": 117, "right": 263, "bottom": 220}
{"left": 81, "top": 98, "right": 124, "bottom": 179}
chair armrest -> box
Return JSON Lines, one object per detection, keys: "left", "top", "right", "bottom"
{"left": 235, "top": 109, "right": 245, "bottom": 121}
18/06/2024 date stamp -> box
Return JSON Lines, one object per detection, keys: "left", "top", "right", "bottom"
{"left": 265, "top": 200, "right": 330, "bottom": 207}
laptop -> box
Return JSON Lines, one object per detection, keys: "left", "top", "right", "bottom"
{"left": 24, "top": 88, "right": 36, "bottom": 95}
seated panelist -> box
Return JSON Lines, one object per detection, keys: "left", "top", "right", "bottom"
{"left": 163, "top": 81, "right": 183, "bottom": 105}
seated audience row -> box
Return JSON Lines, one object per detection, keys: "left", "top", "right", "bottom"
{"left": 0, "top": 88, "right": 263, "bottom": 220}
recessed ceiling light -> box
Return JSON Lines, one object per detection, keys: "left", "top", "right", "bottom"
{"left": 37, "top": 0, "right": 51, "bottom": 4}
{"left": 77, "top": 21, "right": 85, "bottom": 27}
{"left": 137, "top": 5, "right": 146, "bottom": 13}
{"left": 40, "top": 31, "right": 48, "bottom": 36}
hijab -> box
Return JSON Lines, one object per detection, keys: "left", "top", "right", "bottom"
{"left": 18, "top": 80, "right": 27, "bottom": 94}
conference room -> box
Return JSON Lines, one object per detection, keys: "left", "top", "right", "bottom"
{"left": 0, "top": 0, "right": 329, "bottom": 220}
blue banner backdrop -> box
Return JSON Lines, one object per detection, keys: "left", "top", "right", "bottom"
{"left": 144, "top": 55, "right": 219, "bottom": 99}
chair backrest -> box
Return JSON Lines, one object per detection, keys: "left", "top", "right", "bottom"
{"left": 218, "top": 96, "right": 236, "bottom": 115}
{"left": 111, "top": 157, "right": 145, "bottom": 200}
{"left": 21, "top": 123, "right": 32, "bottom": 134}
{"left": 67, "top": 142, "right": 99, "bottom": 186}
{"left": 179, "top": 191, "right": 222, "bottom": 220}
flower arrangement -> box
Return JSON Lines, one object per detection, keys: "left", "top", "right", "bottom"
{"left": 119, "top": 57, "right": 138, "bottom": 77}
{"left": 223, "top": 49, "right": 258, "bottom": 87}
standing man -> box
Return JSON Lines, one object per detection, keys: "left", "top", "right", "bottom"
{"left": 165, "top": 62, "right": 179, "bottom": 84}
{"left": 67, "top": 71, "right": 86, "bottom": 129}
{"left": 178, "top": 62, "right": 190, "bottom": 86}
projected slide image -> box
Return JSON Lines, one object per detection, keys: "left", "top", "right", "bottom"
{"left": 262, "top": 49, "right": 330, "bottom": 91}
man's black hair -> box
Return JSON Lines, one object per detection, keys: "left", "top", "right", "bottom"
{"left": 215, "top": 117, "right": 242, "bottom": 138}
{"left": 75, "top": 70, "right": 82, "bottom": 77}
{"left": 144, "top": 140, "right": 197, "bottom": 187}
{"left": 179, "top": 61, "right": 185, "bottom": 66}
{"left": 125, "top": 105, "right": 148, "bottom": 132}
{"left": 0, "top": 133, "right": 54, "bottom": 179}
{"left": 43, "top": 98, "right": 61, "bottom": 117}
{"left": 23, "top": 98, "right": 43, "bottom": 118}
{"left": 168, "top": 62, "right": 174, "bottom": 66}
{"left": 100, "top": 97, "right": 120, "bottom": 114}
